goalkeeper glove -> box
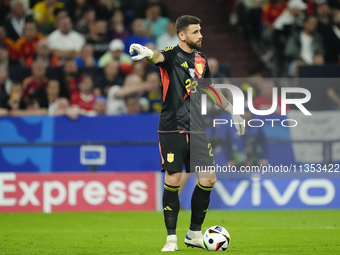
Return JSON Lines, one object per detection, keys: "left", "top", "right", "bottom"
{"left": 225, "top": 103, "right": 245, "bottom": 136}
{"left": 129, "top": 43, "right": 154, "bottom": 61}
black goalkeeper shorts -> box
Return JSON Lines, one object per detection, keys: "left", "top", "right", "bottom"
{"left": 158, "top": 132, "right": 215, "bottom": 173}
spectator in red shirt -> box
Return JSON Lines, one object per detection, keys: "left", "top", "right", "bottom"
{"left": 262, "top": 0, "right": 287, "bottom": 29}
{"left": 67, "top": 94, "right": 107, "bottom": 119}
{"left": 15, "top": 21, "right": 44, "bottom": 65}
{"left": 306, "top": 0, "right": 317, "bottom": 14}
{"left": 70, "top": 75, "right": 95, "bottom": 111}
{"left": 253, "top": 79, "right": 290, "bottom": 115}
{"left": 22, "top": 61, "right": 48, "bottom": 100}
{"left": 25, "top": 38, "right": 60, "bottom": 67}
{"left": 261, "top": 1, "right": 288, "bottom": 62}
{"left": 0, "top": 25, "right": 17, "bottom": 60}
{"left": 1, "top": 45, "right": 21, "bottom": 67}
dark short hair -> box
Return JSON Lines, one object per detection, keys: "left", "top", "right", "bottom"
{"left": 146, "top": 2, "right": 161, "bottom": 10}
{"left": 48, "top": 79, "right": 60, "bottom": 85}
{"left": 124, "top": 93, "right": 140, "bottom": 103}
{"left": 175, "top": 15, "right": 201, "bottom": 34}
{"left": 27, "top": 97, "right": 40, "bottom": 106}
{"left": 24, "top": 21, "right": 36, "bottom": 27}
{"left": 96, "top": 19, "right": 107, "bottom": 24}
{"left": 80, "top": 74, "right": 93, "bottom": 82}
{"left": 54, "top": 7, "right": 67, "bottom": 17}
{"left": 83, "top": 5, "right": 95, "bottom": 14}
{"left": 64, "top": 58, "right": 76, "bottom": 64}
{"left": 303, "top": 14, "right": 317, "bottom": 24}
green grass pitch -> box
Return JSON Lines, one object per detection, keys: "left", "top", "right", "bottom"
{"left": 0, "top": 210, "right": 339, "bottom": 254}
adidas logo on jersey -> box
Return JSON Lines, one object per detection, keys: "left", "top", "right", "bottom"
{"left": 181, "top": 61, "right": 188, "bottom": 68}
{"left": 162, "top": 46, "right": 174, "bottom": 52}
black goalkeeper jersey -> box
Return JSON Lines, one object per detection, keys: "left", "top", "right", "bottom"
{"left": 156, "top": 45, "right": 212, "bottom": 133}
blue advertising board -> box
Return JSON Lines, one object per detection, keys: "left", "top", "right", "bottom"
{"left": 0, "top": 115, "right": 159, "bottom": 172}
{"left": 179, "top": 177, "right": 340, "bottom": 209}
{"left": 0, "top": 114, "right": 338, "bottom": 172}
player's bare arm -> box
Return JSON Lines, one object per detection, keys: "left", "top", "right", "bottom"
{"left": 205, "top": 83, "right": 245, "bottom": 136}
{"left": 129, "top": 43, "right": 164, "bottom": 64}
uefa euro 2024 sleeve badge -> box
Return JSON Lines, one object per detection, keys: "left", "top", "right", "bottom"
{"left": 167, "top": 152, "right": 174, "bottom": 163}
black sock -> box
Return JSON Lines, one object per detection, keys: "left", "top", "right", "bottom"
{"left": 163, "top": 183, "right": 180, "bottom": 236}
{"left": 190, "top": 182, "right": 213, "bottom": 231}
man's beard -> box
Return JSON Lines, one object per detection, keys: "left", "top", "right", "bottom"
{"left": 186, "top": 39, "right": 202, "bottom": 50}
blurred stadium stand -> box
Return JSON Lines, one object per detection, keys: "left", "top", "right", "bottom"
{"left": 162, "top": 0, "right": 266, "bottom": 77}
{"left": 0, "top": 0, "right": 339, "bottom": 170}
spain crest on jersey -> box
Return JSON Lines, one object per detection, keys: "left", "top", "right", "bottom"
{"left": 167, "top": 153, "right": 174, "bottom": 163}
{"left": 196, "top": 63, "right": 203, "bottom": 75}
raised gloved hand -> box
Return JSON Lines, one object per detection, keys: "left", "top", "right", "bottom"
{"left": 129, "top": 43, "right": 154, "bottom": 61}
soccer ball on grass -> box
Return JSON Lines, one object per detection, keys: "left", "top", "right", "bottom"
{"left": 203, "top": 225, "right": 231, "bottom": 251}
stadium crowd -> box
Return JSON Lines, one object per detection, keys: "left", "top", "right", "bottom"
{"left": 0, "top": 0, "right": 180, "bottom": 117}
{"left": 0, "top": 0, "right": 340, "bottom": 118}
{"left": 229, "top": 0, "right": 340, "bottom": 77}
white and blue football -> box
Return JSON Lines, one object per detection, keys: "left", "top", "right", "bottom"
{"left": 203, "top": 225, "right": 231, "bottom": 251}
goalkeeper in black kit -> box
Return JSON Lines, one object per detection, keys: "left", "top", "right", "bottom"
{"left": 129, "top": 15, "right": 245, "bottom": 251}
